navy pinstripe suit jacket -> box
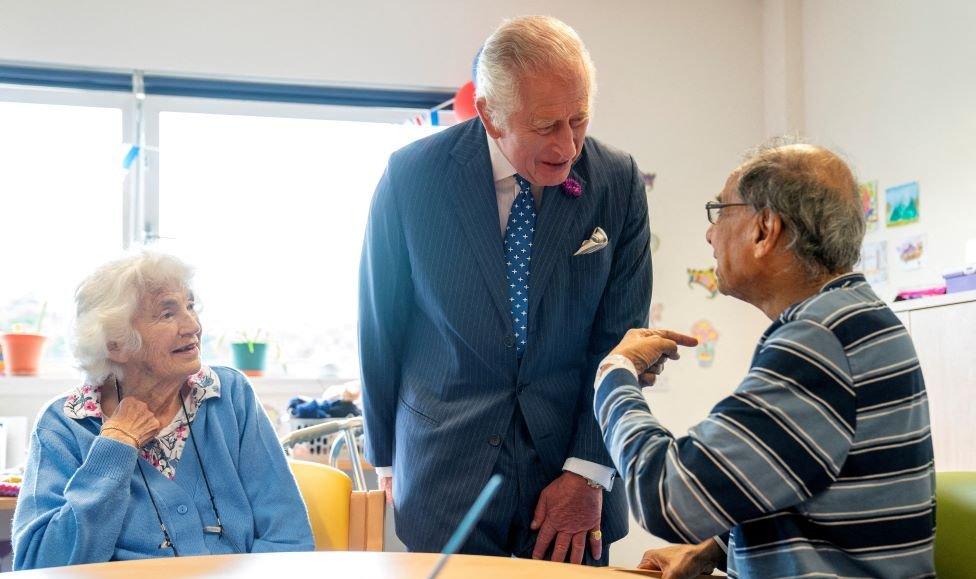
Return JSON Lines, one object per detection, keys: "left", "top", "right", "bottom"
{"left": 358, "top": 118, "right": 651, "bottom": 551}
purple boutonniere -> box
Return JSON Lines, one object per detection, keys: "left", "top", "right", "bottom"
{"left": 562, "top": 177, "right": 582, "bottom": 198}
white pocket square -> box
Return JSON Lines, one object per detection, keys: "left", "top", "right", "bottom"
{"left": 573, "top": 227, "right": 608, "bottom": 256}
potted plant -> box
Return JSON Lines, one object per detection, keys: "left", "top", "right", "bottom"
{"left": 1, "top": 302, "right": 47, "bottom": 376}
{"left": 230, "top": 329, "right": 270, "bottom": 377}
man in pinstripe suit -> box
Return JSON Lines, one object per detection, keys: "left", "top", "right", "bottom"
{"left": 359, "top": 16, "right": 651, "bottom": 565}
{"left": 596, "top": 143, "right": 935, "bottom": 578}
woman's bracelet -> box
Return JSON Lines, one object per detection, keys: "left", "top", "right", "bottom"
{"left": 101, "top": 425, "right": 140, "bottom": 448}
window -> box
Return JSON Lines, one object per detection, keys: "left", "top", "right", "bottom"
{"left": 0, "top": 78, "right": 447, "bottom": 378}
{"left": 150, "top": 100, "right": 442, "bottom": 377}
{"left": 0, "top": 89, "right": 129, "bottom": 372}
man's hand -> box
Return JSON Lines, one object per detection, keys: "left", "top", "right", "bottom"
{"left": 378, "top": 475, "right": 394, "bottom": 505}
{"left": 610, "top": 329, "right": 698, "bottom": 386}
{"left": 531, "top": 471, "right": 602, "bottom": 564}
{"left": 638, "top": 539, "right": 724, "bottom": 578}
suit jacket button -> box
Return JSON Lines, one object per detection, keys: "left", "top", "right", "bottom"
{"left": 517, "top": 382, "right": 528, "bottom": 394}
{"left": 488, "top": 434, "right": 502, "bottom": 447}
{"left": 504, "top": 334, "right": 516, "bottom": 348}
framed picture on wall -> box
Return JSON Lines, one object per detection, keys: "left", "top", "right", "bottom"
{"left": 885, "top": 181, "right": 920, "bottom": 227}
{"left": 860, "top": 180, "right": 879, "bottom": 232}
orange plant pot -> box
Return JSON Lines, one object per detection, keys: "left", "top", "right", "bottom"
{"left": 0, "top": 333, "right": 47, "bottom": 376}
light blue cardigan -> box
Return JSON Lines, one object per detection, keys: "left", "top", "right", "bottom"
{"left": 12, "top": 366, "right": 314, "bottom": 570}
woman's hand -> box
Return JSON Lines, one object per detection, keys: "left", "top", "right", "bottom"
{"left": 101, "top": 397, "right": 162, "bottom": 448}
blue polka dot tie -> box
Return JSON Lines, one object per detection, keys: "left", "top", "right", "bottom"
{"left": 504, "top": 175, "right": 536, "bottom": 357}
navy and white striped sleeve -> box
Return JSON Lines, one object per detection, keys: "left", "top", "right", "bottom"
{"left": 595, "top": 319, "right": 856, "bottom": 543}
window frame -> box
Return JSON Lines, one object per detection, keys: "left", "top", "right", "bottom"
{"left": 140, "top": 94, "right": 449, "bottom": 244}
{"left": 0, "top": 83, "right": 139, "bottom": 247}
{"left": 0, "top": 75, "right": 453, "bottom": 379}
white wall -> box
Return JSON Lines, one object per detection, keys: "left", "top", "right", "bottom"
{"left": 780, "top": 0, "right": 976, "bottom": 300}
{"left": 0, "top": 0, "right": 772, "bottom": 566}
{"left": 763, "top": 0, "right": 804, "bottom": 136}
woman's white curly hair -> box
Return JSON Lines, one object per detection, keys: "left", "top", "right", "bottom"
{"left": 72, "top": 251, "right": 194, "bottom": 384}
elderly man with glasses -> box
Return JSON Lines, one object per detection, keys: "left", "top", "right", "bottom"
{"left": 593, "top": 143, "right": 936, "bottom": 578}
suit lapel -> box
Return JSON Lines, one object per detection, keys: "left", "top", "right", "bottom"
{"left": 526, "top": 159, "right": 595, "bottom": 332}
{"left": 446, "top": 121, "right": 513, "bottom": 327}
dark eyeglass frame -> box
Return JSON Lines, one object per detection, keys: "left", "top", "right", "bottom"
{"left": 705, "top": 201, "right": 751, "bottom": 224}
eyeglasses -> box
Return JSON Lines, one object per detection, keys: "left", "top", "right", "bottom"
{"left": 705, "top": 201, "right": 751, "bottom": 224}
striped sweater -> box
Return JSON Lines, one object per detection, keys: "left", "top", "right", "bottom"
{"left": 595, "top": 273, "right": 935, "bottom": 578}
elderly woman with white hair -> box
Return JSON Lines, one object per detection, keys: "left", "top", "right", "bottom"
{"left": 12, "top": 252, "right": 313, "bottom": 570}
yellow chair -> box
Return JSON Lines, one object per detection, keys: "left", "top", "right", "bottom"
{"left": 288, "top": 459, "right": 385, "bottom": 551}
{"left": 935, "top": 471, "right": 976, "bottom": 578}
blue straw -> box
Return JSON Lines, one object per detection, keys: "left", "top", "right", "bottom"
{"left": 427, "top": 474, "right": 503, "bottom": 579}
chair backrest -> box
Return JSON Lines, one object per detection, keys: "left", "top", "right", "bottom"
{"left": 348, "top": 488, "right": 386, "bottom": 551}
{"left": 935, "top": 471, "right": 976, "bottom": 578}
{"left": 287, "top": 459, "right": 385, "bottom": 551}
{"left": 288, "top": 459, "right": 352, "bottom": 550}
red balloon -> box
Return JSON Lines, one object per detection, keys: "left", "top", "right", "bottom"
{"left": 453, "top": 81, "right": 477, "bottom": 122}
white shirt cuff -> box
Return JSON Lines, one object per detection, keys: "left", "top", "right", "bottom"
{"left": 563, "top": 457, "right": 615, "bottom": 491}
{"left": 594, "top": 353, "right": 639, "bottom": 389}
{"left": 374, "top": 466, "right": 393, "bottom": 477}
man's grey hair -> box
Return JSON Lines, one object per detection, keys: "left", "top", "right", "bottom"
{"left": 475, "top": 15, "right": 596, "bottom": 129}
{"left": 736, "top": 140, "right": 865, "bottom": 277}
{"left": 72, "top": 251, "right": 195, "bottom": 384}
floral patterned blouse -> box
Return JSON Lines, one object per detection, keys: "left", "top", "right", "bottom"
{"left": 63, "top": 366, "right": 221, "bottom": 480}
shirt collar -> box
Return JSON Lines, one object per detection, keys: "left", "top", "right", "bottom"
{"left": 63, "top": 365, "right": 221, "bottom": 420}
{"left": 756, "top": 272, "right": 869, "bottom": 352}
{"left": 773, "top": 272, "right": 870, "bottom": 325}
{"left": 820, "top": 272, "right": 867, "bottom": 292}
{"left": 486, "top": 132, "right": 517, "bottom": 184}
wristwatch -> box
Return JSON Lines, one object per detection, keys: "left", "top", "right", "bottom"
{"left": 584, "top": 477, "right": 603, "bottom": 490}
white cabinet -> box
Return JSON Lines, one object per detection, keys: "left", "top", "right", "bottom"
{"left": 892, "top": 291, "right": 976, "bottom": 471}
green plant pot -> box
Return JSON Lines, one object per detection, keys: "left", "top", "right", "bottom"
{"left": 231, "top": 342, "right": 268, "bottom": 377}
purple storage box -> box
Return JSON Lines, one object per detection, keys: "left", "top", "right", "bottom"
{"left": 944, "top": 266, "right": 976, "bottom": 293}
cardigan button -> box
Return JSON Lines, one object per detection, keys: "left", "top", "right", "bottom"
{"left": 177, "top": 504, "right": 188, "bottom": 515}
